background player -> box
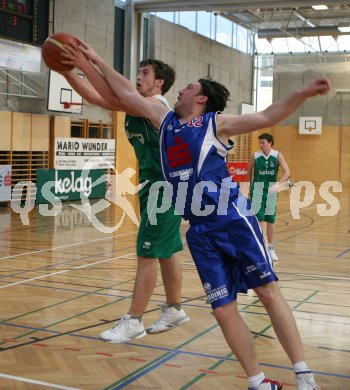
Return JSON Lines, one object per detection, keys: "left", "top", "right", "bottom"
{"left": 248, "top": 133, "right": 291, "bottom": 263}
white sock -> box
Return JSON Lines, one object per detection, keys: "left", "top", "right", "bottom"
{"left": 248, "top": 372, "right": 265, "bottom": 388}
{"left": 293, "top": 361, "right": 310, "bottom": 374}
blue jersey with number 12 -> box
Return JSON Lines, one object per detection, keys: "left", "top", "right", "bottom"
{"left": 159, "top": 111, "right": 240, "bottom": 222}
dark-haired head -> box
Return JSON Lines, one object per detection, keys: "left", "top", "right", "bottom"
{"left": 139, "top": 59, "right": 176, "bottom": 95}
{"left": 198, "top": 78, "right": 230, "bottom": 113}
{"left": 258, "top": 133, "right": 274, "bottom": 146}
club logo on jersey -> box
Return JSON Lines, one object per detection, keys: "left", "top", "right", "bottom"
{"left": 245, "top": 265, "right": 257, "bottom": 275}
{"left": 167, "top": 136, "right": 192, "bottom": 168}
{"left": 203, "top": 282, "right": 212, "bottom": 293}
{"left": 204, "top": 283, "right": 229, "bottom": 303}
{"left": 142, "top": 241, "right": 151, "bottom": 249}
{"left": 169, "top": 168, "right": 193, "bottom": 180}
{"left": 258, "top": 169, "right": 275, "bottom": 175}
{"left": 126, "top": 130, "right": 145, "bottom": 144}
{"left": 259, "top": 271, "right": 272, "bottom": 279}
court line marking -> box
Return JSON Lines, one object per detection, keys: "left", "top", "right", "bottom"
{"left": 0, "top": 231, "right": 136, "bottom": 260}
{"left": 0, "top": 252, "right": 136, "bottom": 289}
{"left": 277, "top": 201, "right": 345, "bottom": 218}
{"left": 2, "top": 278, "right": 349, "bottom": 320}
{"left": 178, "top": 291, "right": 320, "bottom": 389}
{"left": 1, "top": 320, "right": 350, "bottom": 380}
{"left": 1, "top": 203, "right": 348, "bottom": 386}
{"left": 0, "top": 373, "right": 82, "bottom": 390}
{"left": 280, "top": 194, "right": 347, "bottom": 204}
{"left": 276, "top": 213, "right": 349, "bottom": 244}
{"left": 336, "top": 247, "right": 350, "bottom": 258}
{"left": 0, "top": 242, "right": 138, "bottom": 284}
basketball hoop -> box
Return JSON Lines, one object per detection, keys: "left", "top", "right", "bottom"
{"left": 63, "top": 101, "right": 83, "bottom": 109}
{"left": 63, "top": 101, "right": 83, "bottom": 114}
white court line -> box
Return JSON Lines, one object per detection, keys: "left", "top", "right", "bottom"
{"left": 277, "top": 196, "right": 348, "bottom": 218}
{"left": 277, "top": 203, "right": 320, "bottom": 218}
{"left": 0, "top": 231, "right": 136, "bottom": 260}
{"left": 277, "top": 197, "right": 348, "bottom": 212}
{"left": 284, "top": 272, "right": 350, "bottom": 282}
{"left": 0, "top": 372, "right": 82, "bottom": 390}
{"left": 0, "top": 252, "right": 136, "bottom": 289}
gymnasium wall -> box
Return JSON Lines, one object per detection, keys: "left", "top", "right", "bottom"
{"left": 148, "top": 15, "right": 254, "bottom": 114}
{"left": 0, "top": 0, "right": 115, "bottom": 122}
{"left": 251, "top": 125, "right": 350, "bottom": 186}
{"left": 262, "top": 53, "right": 350, "bottom": 187}
{"left": 48, "top": 0, "right": 115, "bottom": 122}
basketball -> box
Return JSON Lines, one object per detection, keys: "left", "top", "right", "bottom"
{"left": 41, "top": 32, "right": 79, "bottom": 72}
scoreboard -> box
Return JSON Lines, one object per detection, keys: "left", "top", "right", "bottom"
{"left": 0, "top": 0, "right": 49, "bottom": 45}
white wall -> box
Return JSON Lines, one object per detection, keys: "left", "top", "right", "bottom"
{"left": 149, "top": 16, "right": 254, "bottom": 114}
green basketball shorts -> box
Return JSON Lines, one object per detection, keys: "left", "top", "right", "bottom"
{"left": 250, "top": 188, "right": 278, "bottom": 224}
{"left": 137, "top": 183, "right": 183, "bottom": 259}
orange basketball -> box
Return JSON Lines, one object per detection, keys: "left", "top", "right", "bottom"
{"left": 42, "top": 32, "right": 79, "bottom": 72}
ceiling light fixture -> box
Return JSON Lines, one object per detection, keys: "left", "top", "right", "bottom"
{"left": 311, "top": 5, "right": 328, "bottom": 10}
{"left": 338, "top": 26, "right": 350, "bottom": 32}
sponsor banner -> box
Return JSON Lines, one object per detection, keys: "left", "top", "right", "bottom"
{"left": 0, "top": 165, "right": 12, "bottom": 202}
{"left": 0, "top": 38, "right": 41, "bottom": 72}
{"left": 54, "top": 137, "right": 115, "bottom": 170}
{"left": 36, "top": 169, "right": 106, "bottom": 204}
{"left": 227, "top": 162, "right": 249, "bottom": 182}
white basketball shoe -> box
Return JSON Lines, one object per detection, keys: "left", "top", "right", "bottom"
{"left": 100, "top": 314, "right": 146, "bottom": 343}
{"left": 146, "top": 304, "right": 190, "bottom": 334}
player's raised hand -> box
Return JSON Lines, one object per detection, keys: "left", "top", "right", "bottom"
{"left": 75, "top": 40, "right": 101, "bottom": 65}
{"left": 301, "top": 77, "right": 331, "bottom": 97}
{"left": 61, "top": 41, "right": 91, "bottom": 71}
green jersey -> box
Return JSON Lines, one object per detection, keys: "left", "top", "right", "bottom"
{"left": 125, "top": 95, "right": 171, "bottom": 184}
{"left": 252, "top": 150, "right": 279, "bottom": 191}
{"left": 124, "top": 95, "right": 183, "bottom": 258}
{"left": 250, "top": 149, "right": 280, "bottom": 223}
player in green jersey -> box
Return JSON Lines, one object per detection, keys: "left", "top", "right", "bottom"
{"left": 62, "top": 51, "right": 189, "bottom": 343}
{"left": 248, "top": 133, "right": 291, "bottom": 263}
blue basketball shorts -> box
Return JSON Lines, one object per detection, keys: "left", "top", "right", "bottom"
{"left": 186, "top": 200, "right": 278, "bottom": 309}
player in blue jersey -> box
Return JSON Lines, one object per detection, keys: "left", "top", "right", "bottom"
{"left": 63, "top": 40, "right": 330, "bottom": 390}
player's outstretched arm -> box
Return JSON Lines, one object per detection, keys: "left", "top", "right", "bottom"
{"left": 217, "top": 77, "right": 331, "bottom": 143}
{"left": 61, "top": 71, "right": 116, "bottom": 110}
{"left": 61, "top": 44, "right": 121, "bottom": 110}
{"left": 75, "top": 40, "right": 167, "bottom": 126}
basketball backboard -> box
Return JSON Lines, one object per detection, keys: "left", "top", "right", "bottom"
{"left": 299, "top": 116, "right": 322, "bottom": 135}
{"left": 47, "top": 70, "right": 84, "bottom": 114}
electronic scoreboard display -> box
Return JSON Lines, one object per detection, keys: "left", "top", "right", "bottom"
{"left": 0, "top": 0, "right": 49, "bottom": 45}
